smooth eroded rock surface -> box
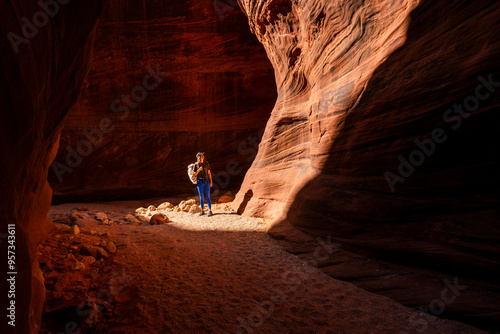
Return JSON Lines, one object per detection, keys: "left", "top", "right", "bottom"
{"left": 49, "top": 0, "right": 277, "bottom": 203}
{"left": 233, "top": 0, "right": 500, "bottom": 329}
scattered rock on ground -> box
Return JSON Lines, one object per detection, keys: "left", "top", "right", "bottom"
{"left": 81, "top": 256, "right": 97, "bottom": 267}
{"left": 95, "top": 212, "right": 107, "bottom": 220}
{"left": 189, "top": 205, "right": 201, "bottom": 214}
{"left": 179, "top": 199, "right": 197, "bottom": 212}
{"left": 72, "top": 261, "right": 85, "bottom": 271}
{"left": 157, "top": 202, "right": 174, "bottom": 210}
{"left": 146, "top": 205, "right": 157, "bottom": 216}
{"left": 135, "top": 207, "right": 147, "bottom": 214}
{"left": 81, "top": 245, "right": 108, "bottom": 259}
{"left": 135, "top": 215, "right": 149, "bottom": 223}
{"left": 72, "top": 207, "right": 89, "bottom": 211}
{"left": 81, "top": 302, "right": 102, "bottom": 329}
{"left": 52, "top": 282, "right": 64, "bottom": 300}
{"left": 70, "top": 209, "right": 83, "bottom": 221}
{"left": 106, "top": 242, "right": 117, "bottom": 254}
{"left": 150, "top": 213, "right": 170, "bottom": 225}
{"left": 218, "top": 191, "right": 235, "bottom": 203}
{"left": 54, "top": 223, "right": 71, "bottom": 231}
{"left": 124, "top": 214, "right": 140, "bottom": 224}
{"left": 218, "top": 195, "right": 234, "bottom": 203}
{"left": 95, "top": 212, "right": 109, "bottom": 225}
{"left": 74, "top": 218, "right": 101, "bottom": 228}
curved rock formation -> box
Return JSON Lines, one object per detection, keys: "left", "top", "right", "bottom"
{"left": 233, "top": 0, "right": 500, "bottom": 328}
{"left": 48, "top": 0, "right": 277, "bottom": 203}
{"left": 0, "top": 2, "right": 103, "bottom": 333}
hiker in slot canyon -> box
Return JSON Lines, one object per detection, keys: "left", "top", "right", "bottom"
{"left": 0, "top": 0, "right": 499, "bottom": 333}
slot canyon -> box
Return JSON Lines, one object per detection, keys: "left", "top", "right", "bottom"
{"left": 0, "top": 0, "right": 499, "bottom": 333}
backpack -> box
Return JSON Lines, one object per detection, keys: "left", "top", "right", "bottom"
{"left": 187, "top": 163, "right": 197, "bottom": 184}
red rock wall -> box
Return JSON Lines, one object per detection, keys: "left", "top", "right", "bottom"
{"left": 233, "top": 0, "right": 500, "bottom": 327}
{"left": 48, "top": 0, "right": 277, "bottom": 203}
{"left": 0, "top": 2, "right": 103, "bottom": 333}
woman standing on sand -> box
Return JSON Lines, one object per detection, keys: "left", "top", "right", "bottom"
{"left": 193, "top": 152, "right": 213, "bottom": 216}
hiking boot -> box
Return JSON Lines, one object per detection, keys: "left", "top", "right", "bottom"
{"left": 199, "top": 211, "right": 205, "bottom": 216}
{"left": 207, "top": 210, "right": 213, "bottom": 217}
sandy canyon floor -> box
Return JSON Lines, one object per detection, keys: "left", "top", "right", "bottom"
{"left": 39, "top": 197, "right": 484, "bottom": 334}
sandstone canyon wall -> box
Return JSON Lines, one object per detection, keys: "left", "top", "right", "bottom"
{"left": 0, "top": 2, "right": 103, "bottom": 333}
{"left": 48, "top": 0, "right": 277, "bottom": 203}
{"left": 233, "top": 0, "right": 500, "bottom": 328}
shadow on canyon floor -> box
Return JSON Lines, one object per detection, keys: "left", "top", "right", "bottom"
{"left": 275, "top": 0, "right": 500, "bottom": 330}
{"left": 40, "top": 199, "right": 484, "bottom": 334}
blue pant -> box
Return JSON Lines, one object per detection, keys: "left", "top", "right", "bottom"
{"left": 196, "top": 179, "right": 211, "bottom": 210}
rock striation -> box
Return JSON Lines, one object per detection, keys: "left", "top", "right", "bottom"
{"left": 1, "top": 0, "right": 499, "bottom": 332}
{"left": 233, "top": 0, "right": 500, "bottom": 329}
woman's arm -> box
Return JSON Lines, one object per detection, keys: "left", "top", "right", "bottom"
{"left": 208, "top": 170, "right": 213, "bottom": 187}
{"left": 194, "top": 163, "right": 202, "bottom": 176}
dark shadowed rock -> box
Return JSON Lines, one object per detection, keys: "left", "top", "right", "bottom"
{"left": 75, "top": 218, "right": 101, "bottom": 228}
{"left": 49, "top": 0, "right": 277, "bottom": 203}
{"left": 81, "top": 245, "right": 108, "bottom": 259}
{"left": 0, "top": 2, "right": 103, "bottom": 333}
